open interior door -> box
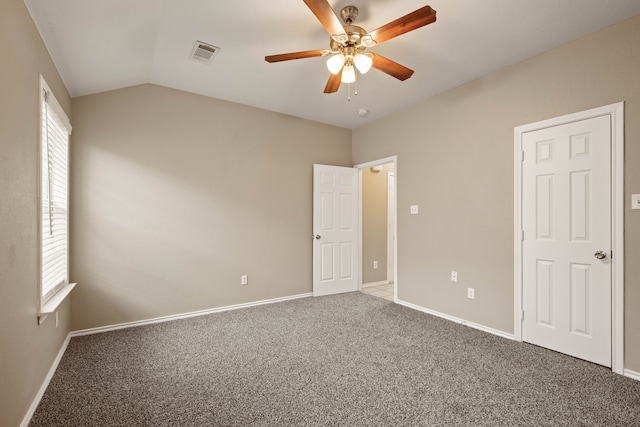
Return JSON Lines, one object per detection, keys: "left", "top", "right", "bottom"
{"left": 313, "top": 164, "right": 359, "bottom": 296}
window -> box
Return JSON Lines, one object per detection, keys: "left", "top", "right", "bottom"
{"left": 39, "top": 76, "right": 75, "bottom": 320}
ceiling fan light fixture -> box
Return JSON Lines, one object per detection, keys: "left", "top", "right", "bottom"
{"left": 353, "top": 53, "right": 372, "bottom": 74}
{"left": 342, "top": 63, "right": 356, "bottom": 83}
{"left": 326, "top": 54, "right": 346, "bottom": 74}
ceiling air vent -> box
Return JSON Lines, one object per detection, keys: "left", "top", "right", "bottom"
{"left": 190, "top": 41, "right": 220, "bottom": 64}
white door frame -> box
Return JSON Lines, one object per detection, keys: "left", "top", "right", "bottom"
{"left": 387, "top": 171, "right": 396, "bottom": 284}
{"left": 513, "top": 102, "right": 624, "bottom": 374}
{"left": 355, "top": 156, "right": 398, "bottom": 302}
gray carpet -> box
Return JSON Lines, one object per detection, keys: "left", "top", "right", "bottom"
{"left": 30, "top": 292, "right": 640, "bottom": 426}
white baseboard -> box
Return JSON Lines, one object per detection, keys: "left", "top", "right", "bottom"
{"left": 20, "top": 333, "right": 72, "bottom": 427}
{"left": 71, "top": 292, "right": 313, "bottom": 337}
{"left": 624, "top": 368, "right": 640, "bottom": 381}
{"left": 396, "top": 299, "right": 515, "bottom": 341}
{"left": 24, "top": 291, "right": 636, "bottom": 426}
{"left": 362, "top": 280, "right": 390, "bottom": 288}
{"left": 395, "top": 299, "right": 640, "bottom": 382}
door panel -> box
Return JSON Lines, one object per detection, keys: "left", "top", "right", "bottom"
{"left": 313, "top": 165, "right": 358, "bottom": 296}
{"left": 535, "top": 259, "right": 554, "bottom": 327}
{"left": 522, "top": 115, "right": 611, "bottom": 367}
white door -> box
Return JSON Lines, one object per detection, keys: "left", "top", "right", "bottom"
{"left": 522, "top": 115, "right": 611, "bottom": 366}
{"left": 313, "top": 164, "right": 358, "bottom": 296}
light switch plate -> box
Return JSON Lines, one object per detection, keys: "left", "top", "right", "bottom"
{"left": 632, "top": 194, "right": 640, "bottom": 210}
{"left": 410, "top": 205, "right": 419, "bottom": 214}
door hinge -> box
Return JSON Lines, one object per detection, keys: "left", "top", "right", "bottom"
{"left": 521, "top": 230, "right": 524, "bottom": 241}
{"left": 521, "top": 151, "right": 525, "bottom": 162}
{"left": 521, "top": 310, "right": 525, "bottom": 321}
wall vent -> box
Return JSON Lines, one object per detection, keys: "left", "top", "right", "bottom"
{"left": 190, "top": 41, "right": 220, "bottom": 64}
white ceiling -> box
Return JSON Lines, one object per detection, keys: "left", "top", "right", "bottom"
{"left": 24, "top": 0, "right": 640, "bottom": 129}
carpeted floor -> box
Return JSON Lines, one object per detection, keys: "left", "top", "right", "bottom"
{"left": 30, "top": 292, "right": 640, "bottom": 426}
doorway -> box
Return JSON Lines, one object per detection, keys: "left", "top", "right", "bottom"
{"left": 514, "top": 103, "right": 624, "bottom": 373}
{"left": 357, "top": 157, "right": 397, "bottom": 302}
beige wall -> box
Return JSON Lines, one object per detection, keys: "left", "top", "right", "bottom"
{"left": 362, "top": 163, "right": 394, "bottom": 284}
{"left": 70, "top": 84, "right": 352, "bottom": 330}
{"left": 0, "top": 1, "right": 73, "bottom": 425}
{"left": 353, "top": 15, "right": 640, "bottom": 371}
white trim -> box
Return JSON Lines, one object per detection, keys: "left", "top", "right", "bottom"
{"left": 513, "top": 102, "right": 624, "bottom": 374}
{"left": 38, "top": 283, "right": 76, "bottom": 324}
{"left": 355, "top": 156, "right": 398, "bottom": 302}
{"left": 354, "top": 156, "right": 397, "bottom": 170}
{"left": 611, "top": 104, "right": 625, "bottom": 374}
{"left": 20, "top": 334, "right": 72, "bottom": 427}
{"left": 362, "top": 280, "right": 390, "bottom": 288}
{"left": 39, "top": 75, "right": 71, "bottom": 133}
{"left": 71, "top": 293, "right": 312, "bottom": 337}
{"left": 38, "top": 75, "right": 72, "bottom": 317}
{"left": 623, "top": 369, "right": 640, "bottom": 382}
{"left": 397, "top": 299, "right": 515, "bottom": 341}
{"left": 20, "top": 292, "right": 637, "bottom": 427}
{"left": 387, "top": 171, "right": 396, "bottom": 284}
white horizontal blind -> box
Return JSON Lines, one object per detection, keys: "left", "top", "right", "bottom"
{"left": 40, "top": 77, "right": 71, "bottom": 303}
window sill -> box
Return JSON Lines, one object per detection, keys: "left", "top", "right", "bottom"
{"left": 38, "top": 282, "right": 76, "bottom": 325}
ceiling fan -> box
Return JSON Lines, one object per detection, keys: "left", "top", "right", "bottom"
{"left": 265, "top": 0, "right": 437, "bottom": 94}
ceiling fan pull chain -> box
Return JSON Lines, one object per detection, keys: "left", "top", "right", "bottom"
{"left": 354, "top": 71, "right": 358, "bottom": 96}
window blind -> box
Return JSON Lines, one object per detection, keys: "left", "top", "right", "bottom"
{"left": 40, "top": 77, "right": 71, "bottom": 302}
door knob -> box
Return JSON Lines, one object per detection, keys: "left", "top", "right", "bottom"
{"left": 314, "top": 235, "right": 321, "bottom": 240}
{"left": 594, "top": 250, "right": 607, "bottom": 260}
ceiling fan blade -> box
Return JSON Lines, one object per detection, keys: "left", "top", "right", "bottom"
{"left": 265, "top": 49, "right": 326, "bottom": 63}
{"left": 371, "top": 54, "right": 414, "bottom": 81}
{"left": 324, "top": 69, "right": 343, "bottom": 93}
{"left": 303, "top": 0, "right": 345, "bottom": 37}
{"left": 368, "top": 6, "right": 436, "bottom": 44}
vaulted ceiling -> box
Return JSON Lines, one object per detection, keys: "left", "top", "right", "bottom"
{"left": 24, "top": 0, "right": 640, "bottom": 129}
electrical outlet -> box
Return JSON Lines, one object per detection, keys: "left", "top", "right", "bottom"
{"left": 410, "top": 205, "right": 419, "bottom": 214}
{"left": 373, "top": 261, "right": 378, "bottom": 269}
{"left": 241, "top": 275, "right": 248, "bottom": 285}
{"left": 467, "top": 288, "right": 475, "bottom": 299}
{"left": 632, "top": 194, "right": 640, "bottom": 210}
{"left": 451, "top": 271, "right": 458, "bottom": 282}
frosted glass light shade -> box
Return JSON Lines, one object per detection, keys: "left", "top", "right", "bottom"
{"left": 326, "top": 54, "right": 345, "bottom": 74}
{"left": 353, "top": 53, "right": 372, "bottom": 74}
{"left": 341, "top": 64, "right": 356, "bottom": 83}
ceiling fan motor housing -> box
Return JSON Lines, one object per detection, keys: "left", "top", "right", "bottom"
{"left": 340, "top": 6, "right": 358, "bottom": 25}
